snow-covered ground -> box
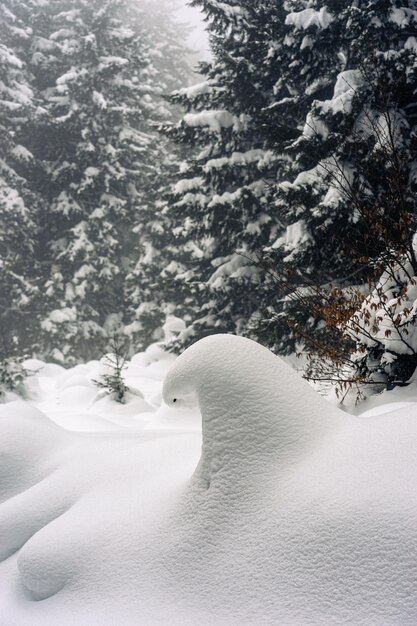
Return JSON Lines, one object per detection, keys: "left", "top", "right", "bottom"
{"left": 1, "top": 334, "right": 417, "bottom": 625}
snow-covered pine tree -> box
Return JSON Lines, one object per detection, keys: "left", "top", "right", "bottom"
{"left": 131, "top": 0, "right": 194, "bottom": 98}
{"left": 21, "top": 0, "right": 188, "bottom": 362}
{"left": 122, "top": 0, "right": 195, "bottom": 350}
{"left": 124, "top": 143, "right": 194, "bottom": 350}
{"left": 0, "top": 1, "right": 41, "bottom": 376}
{"left": 252, "top": 1, "right": 417, "bottom": 387}
{"left": 135, "top": 0, "right": 289, "bottom": 349}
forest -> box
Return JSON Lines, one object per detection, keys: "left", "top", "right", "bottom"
{"left": 2, "top": 0, "right": 417, "bottom": 399}
{"left": 1, "top": 2, "right": 417, "bottom": 625}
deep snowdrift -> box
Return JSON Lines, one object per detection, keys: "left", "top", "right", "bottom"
{"left": 0, "top": 334, "right": 416, "bottom": 625}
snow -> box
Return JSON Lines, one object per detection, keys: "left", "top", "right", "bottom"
{"left": 279, "top": 164, "right": 321, "bottom": 194}
{"left": 83, "top": 166, "right": 100, "bottom": 179}
{"left": 0, "top": 79, "right": 33, "bottom": 105}
{"left": 162, "top": 315, "right": 186, "bottom": 341}
{"left": 245, "top": 213, "right": 271, "bottom": 235}
{"left": 49, "top": 28, "right": 76, "bottom": 41}
{"left": 11, "top": 145, "right": 33, "bottom": 162}
{"left": 203, "top": 149, "right": 275, "bottom": 171}
{"left": 173, "top": 176, "right": 204, "bottom": 194}
{"left": 318, "top": 69, "right": 364, "bottom": 116}
{"left": 97, "top": 56, "right": 129, "bottom": 69}
{"left": 285, "top": 7, "right": 334, "bottom": 31}
{"left": 0, "top": 46, "right": 23, "bottom": 68}
{"left": 0, "top": 334, "right": 417, "bottom": 625}
{"left": 373, "top": 110, "right": 404, "bottom": 151}
{"left": 271, "top": 220, "right": 312, "bottom": 262}
{"left": 174, "top": 190, "right": 209, "bottom": 207}
{"left": 56, "top": 68, "right": 83, "bottom": 85}
{"left": 349, "top": 258, "right": 417, "bottom": 356}
{"left": 333, "top": 69, "right": 363, "bottom": 99}
{"left": 41, "top": 307, "right": 77, "bottom": 331}
{"left": 0, "top": 183, "right": 26, "bottom": 213}
{"left": 174, "top": 80, "right": 217, "bottom": 98}
{"left": 208, "top": 253, "right": 259, "bottom": 289}
{"left": 208, "top": 180, "right": 266, "bottom": 207}
{"left": 302, "top": 111, "right": 328, "bottom": 139}
{"left": 204, "top": 1, "right": 247, "bottom": 20}
{"left": 321, "top": 184, "right": 342, "bottom": 206}
{"left": 92, "top": 90, "right": 107, "bottom": 109}
{"left": 184, "top": 110, "right": 246, "bottom": 132}
{"left": 51, "top": 191, "right": 82, "bottom": 216}
{"left": 405, "top": 35, "right": 417, "bottom": 52}
{"left": 389, "top": 7, "right": 417, "bottom": 27}
{"left": 300, "top": 35, "right": 313, "bottom": 50}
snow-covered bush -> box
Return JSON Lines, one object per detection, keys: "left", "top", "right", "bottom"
{"left": 348, "top": 248, "right": 417, "bottom": 387}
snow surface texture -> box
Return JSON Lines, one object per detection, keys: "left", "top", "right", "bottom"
{"left": 1, "top": 334, "right": 417, "bottom": 625}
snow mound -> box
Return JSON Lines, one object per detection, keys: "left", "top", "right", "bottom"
{"left": 0, "top": 402, "right": 200, "bottom": 622}
{"left": 163, "top": 334, "right": 341, "bottom": 483}
{"left": 0, "top": 334, "right": 416, "bottom": 625}
{"left": 164, "top": 335, "right": 417, "bottom": 624}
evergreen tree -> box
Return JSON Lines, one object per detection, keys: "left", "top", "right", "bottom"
{"left": 121, "top": 0, "right": 194, "bottom": 350}
{"left": 16, "top": 0, "right": 190, "bottom": 362}
{"left": 136, "top": 0, "right": 417, "bottom": 392}
{"left": 132, "top": 0, "right": 289, "bottom": 349}
{"left": 124, "top": 145, "right": 192, "bottom": 350}
{"left": 253, "top": 0, "right": 417, "bottom": 386}
{"left": 0, "top": 0, "right": 40, "bottom": 368}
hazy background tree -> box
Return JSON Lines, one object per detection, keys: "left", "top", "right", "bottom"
{"left": 133, "top": 0, "right": 289, "bottom": 349}
{"left": 3, "top": 0, "right": 417, "bottom": 398}
{"left": 0, "top": 0, "right": 42, "bottom": 388}
{"left": 0, "top": 0, "right": 193, "bottom": 369}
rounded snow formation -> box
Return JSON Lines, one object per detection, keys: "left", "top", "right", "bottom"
{"left": 0, "top": 335, "right": 416, "bottom": 626}
{"left": 163, "top": 334, "right": 417, "bottom": 624}
{"left": 163, "top": 333, "right": 342, "bottom": 482}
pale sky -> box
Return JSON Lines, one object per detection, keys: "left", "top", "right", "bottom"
{"left": 175, "top": 2, "right": 210, "bottom": 59}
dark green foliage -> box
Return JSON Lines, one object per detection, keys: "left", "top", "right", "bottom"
{"left": 131, "top": 0, "right": 290, "bottom": 349}
{"left": 1, "top": 0, "right": 192, "bottom": 364}
{"left": 0, "top": 1, "right": 41, "bottom": 355}
{"left": 93, "top": 334, "right": 129, "bottom": 403}
{"left": 0, "top": 357, "right": 26, "bottom": 396}
{"left": 138, "top": 0, "right": 417, "bottom": 393}
{"left": 254, "top": 0, "right": 417, "bottom": 385}
{"left": 0, "top": 334, "right": 26, "bottom": 396}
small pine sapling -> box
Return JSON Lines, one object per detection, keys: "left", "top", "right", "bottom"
{"left": 0, "top": 334, "right": 27, "bottom": 399}
{"left": 93, "top": 334, "right": 130, "bottom": 404}
{"left": 0, "top": 357, "right": 26, "bottom": 399}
